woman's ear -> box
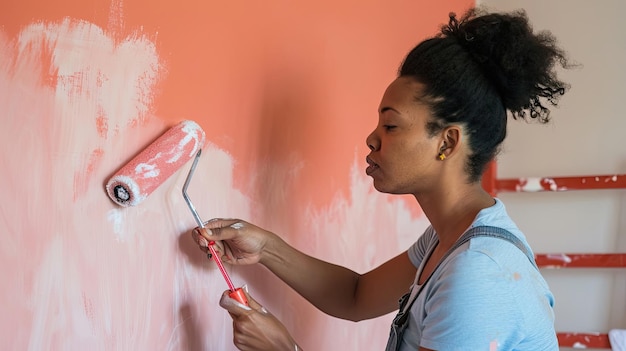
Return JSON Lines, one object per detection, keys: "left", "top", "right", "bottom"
{"left": 439, "top": 126, "right": 462, "bottom": 159}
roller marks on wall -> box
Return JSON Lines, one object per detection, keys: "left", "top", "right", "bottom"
{"left": 0, "top": 16, "right": 431, "bottom": 350}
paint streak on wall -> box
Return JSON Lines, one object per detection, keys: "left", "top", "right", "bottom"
{"left": 0, "top": 0, "right": 471, "bottom": 349}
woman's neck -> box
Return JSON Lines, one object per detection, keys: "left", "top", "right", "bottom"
{"left": 416, "top": 183, "right": 495, "bottom": 249}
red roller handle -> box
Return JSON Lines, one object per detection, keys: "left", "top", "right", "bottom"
{"left": 207, "top": 242, "right": 249, "bottom": 306}
{"left": 229, "top": 287, "right": 249, "bottom": 306}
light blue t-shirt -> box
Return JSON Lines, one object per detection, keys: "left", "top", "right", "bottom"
{"left": 400, "top": 199, "right": 558, "bottom": 351}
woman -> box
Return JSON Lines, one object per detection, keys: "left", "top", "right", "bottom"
{"left": 192, "top": 8, "right": 569, "bottom": 351}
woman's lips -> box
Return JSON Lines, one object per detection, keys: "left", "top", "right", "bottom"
{"left": 366, "top": 156, "right": 379, "bottom": 175}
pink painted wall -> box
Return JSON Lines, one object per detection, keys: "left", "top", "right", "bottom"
{"left": 0, "top": 0, "right": 472, "bottom": 349}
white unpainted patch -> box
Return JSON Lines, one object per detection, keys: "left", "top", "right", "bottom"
{"left": 519, "top": 177, "right": 543, "bottom": 192}
{"left": 107, "top": 209, "right": 125, "bottom": 240}
{"left": 546, "top": 253, "right": 572, "bottom": 263}
{"left": 230, "top": 222, "right": 244, "bottom": 230}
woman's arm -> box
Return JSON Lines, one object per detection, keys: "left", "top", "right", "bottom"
{"left": 261, "top": 234, "right": 416, "bottom": 321}
{"left": 196, "top": 219, "right": 417, "bottom": 321}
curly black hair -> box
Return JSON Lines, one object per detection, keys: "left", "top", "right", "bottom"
{"left": 399, "top": 8, "right": 570, "bottom": 182}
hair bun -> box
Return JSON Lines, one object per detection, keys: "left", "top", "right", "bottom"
{"left": 442, "top": 9, "right": 570, "bottom": 122}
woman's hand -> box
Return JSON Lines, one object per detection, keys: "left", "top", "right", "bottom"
{"left": 191, "top": 219, "right": 274, "bottom": 265}
{"left": 220, "top": 289, "right": 301, "bottom": 351}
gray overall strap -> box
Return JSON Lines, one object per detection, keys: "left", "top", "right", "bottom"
{"left": 384, "top": 225, "right": 537, "bottom": 351}
{"left": 456, "top": 226, "right": 539, "bottom": 269}
{"left": 454, "top": 225, "right": 538, "bottom": 268}
{"left": 412, "top": 226, "right": 536, "bottom": 314}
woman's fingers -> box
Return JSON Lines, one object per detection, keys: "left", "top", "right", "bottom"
{"left": 219, "top": 289, "right": 252, "bottom": 315}
{"left": 192, "top": 218, "right": 242, "bottom": 243}
{"left": 190, "top": 218, "right": 265, "bottom": 266}
{"left": 220, "top": 289, "right": 298, "bottom": 351}
{"left": 202, "top": 218, "right": 244, "bottom": 234}
{"left": 190, "top": 229, "right": 209, "bottom": 253}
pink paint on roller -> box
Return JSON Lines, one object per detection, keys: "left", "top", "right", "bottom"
{"left": 105, "top": 120, "right": 206, "bottom": 206}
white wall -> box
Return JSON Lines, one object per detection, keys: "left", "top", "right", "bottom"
{"left": 478, "top": 0, "right": 626, "bottom": 349}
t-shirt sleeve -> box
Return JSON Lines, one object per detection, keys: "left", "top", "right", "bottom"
{"left": 407, "top": 226, "right": 435, "bottom": 268}
{"left": 419, "top": 249, "right": 524, "bottom": 350}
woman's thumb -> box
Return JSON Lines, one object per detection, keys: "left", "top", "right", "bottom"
{"left": 240, "top": 287, "right": 268, "bottom": 314}
{"left": 219, "top": 286, "right": 270, "bottom": 316}
{"left": 219, "top": 289, "right": 250, "bottom": 315}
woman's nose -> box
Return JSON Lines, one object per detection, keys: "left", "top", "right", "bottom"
{"left": 366, "top": 131, "right": 379, "bottom": 151}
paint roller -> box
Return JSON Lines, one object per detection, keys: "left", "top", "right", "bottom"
{"left": 105, "top": 120, "right": 206, "bottom": 207}
{"left": 105, "top": 119, "right": 248, "bottom": 305}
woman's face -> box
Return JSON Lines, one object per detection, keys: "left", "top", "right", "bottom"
{"left": 365, "top": 77, "right": 443, "bottom": 195}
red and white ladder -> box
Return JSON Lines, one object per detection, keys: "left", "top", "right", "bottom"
{"left": 482, "top": 163, "right": 626, "bottom": 349}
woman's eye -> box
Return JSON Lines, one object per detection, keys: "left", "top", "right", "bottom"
{"left": 383, "top": 125, "right": 396, "bottom": 131}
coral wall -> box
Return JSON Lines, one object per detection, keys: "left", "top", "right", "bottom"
{"left": 0, "top": 1, "right": 471, "bottom": 349}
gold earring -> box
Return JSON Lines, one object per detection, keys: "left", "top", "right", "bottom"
{"left": 438, "top": 153, "right": 446, "bottom": 161}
